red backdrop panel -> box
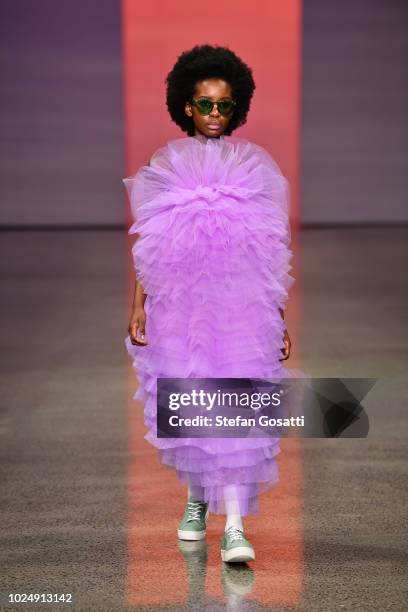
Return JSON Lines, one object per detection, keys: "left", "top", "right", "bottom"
{"left": 122, "top": 0, "right": 303, "bottom": 607}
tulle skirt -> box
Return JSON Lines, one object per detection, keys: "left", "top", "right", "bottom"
{"left": 124, "top": 134, "right": 299, "bottom": 515}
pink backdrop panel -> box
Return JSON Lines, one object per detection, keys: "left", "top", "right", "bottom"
{"left": 121, "top": 0, "right": 302, "bottom": 225}
{"left": 122, "top": 1, "right": 303, "bottom": 607}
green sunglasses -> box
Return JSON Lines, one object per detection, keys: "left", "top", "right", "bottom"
{"left": 189, "top": 97, "right": 236, "bottom": 116}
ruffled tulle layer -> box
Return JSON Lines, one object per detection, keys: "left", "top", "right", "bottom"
{"left": 123, "top": 134, "right": 300, "bottom": 515}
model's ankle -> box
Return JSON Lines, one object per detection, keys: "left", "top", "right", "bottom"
{"left": 225, "top": 516, "right": 244, "bottom": 532}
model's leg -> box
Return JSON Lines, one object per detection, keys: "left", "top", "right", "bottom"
{"left": 187, "top": 481, "right": 206, "bottom": 502}
{"left": 221, "top": 484, "right": 255, "bottom": 563}
{"left": 223, "top": 484, "right": 244, "bottom": 531}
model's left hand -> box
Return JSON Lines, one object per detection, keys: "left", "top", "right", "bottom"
{"left": 279, "top": 328, "right": 291, "bottom": 361}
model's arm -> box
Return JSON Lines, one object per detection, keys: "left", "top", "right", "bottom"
{"left": 132, "top": 279, "right": 147, "bottom": 310}
{"left": 128, "top": 233, "right": 148, "bottom": 346}
{"left": 278, "top": 307, "right": 291, "bottom": 361}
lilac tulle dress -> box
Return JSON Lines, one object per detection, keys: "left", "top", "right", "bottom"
{"left": 124, "top": 134, "right": 297, "bottom": 515}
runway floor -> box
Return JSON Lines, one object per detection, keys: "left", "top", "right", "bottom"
{"left": 0, "top": 227, "right": 407, "bottom": 611}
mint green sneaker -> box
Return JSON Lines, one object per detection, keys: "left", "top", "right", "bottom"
{"left": 177, "top": 500, "right": 209, "bottom": 541}
{"left": 221, "top": 526, "right": 255, "bottom": 563}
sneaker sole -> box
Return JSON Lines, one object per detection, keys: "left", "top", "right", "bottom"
{"left": 177, "top": 528, "right": 206, "bottom": 541}
{"left": 177, "top": 509, "right": 209, "bottom": 541}
{"left": 221, "top": 546, "right": 255, "bottom": 563}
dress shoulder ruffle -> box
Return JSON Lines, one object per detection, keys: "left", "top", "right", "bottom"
{"left": 123, "top": 135, "right": 291, "bottom": 245}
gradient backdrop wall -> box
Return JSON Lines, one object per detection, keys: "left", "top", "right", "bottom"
{"left": 1, "top": 0, "right": 406, "bottom": 226}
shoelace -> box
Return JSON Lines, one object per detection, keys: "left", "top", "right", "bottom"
{"left": 186, "top": 501, "right": 206, "bottom": 522}
{"left": 225, "top": 526, "right": 245, "bottom": 542}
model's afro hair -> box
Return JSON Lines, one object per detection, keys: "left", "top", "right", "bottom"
{"left": 165, "top": 44, "right": 256, "bottom": 136}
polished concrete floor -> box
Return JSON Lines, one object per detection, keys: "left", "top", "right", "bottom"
{"left": 0, "top": 228, "right": 407, "bottom": 612}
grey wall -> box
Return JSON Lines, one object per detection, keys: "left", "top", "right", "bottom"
{"left": 1, "top": 1, "right": 407, "bottom": 226}
{"left": 0, "top": 0, "right": 124, "bottom": 226}
{"left": 301, "top": 0, "right": 408, "bottom": 224}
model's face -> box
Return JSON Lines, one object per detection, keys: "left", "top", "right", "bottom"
{"left": 184, "top": 78, "right": 234, "bottom": 138}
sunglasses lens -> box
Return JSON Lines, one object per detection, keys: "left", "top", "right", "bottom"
{"left": 218, "top": 101, "right": 234, "bottom": 115}
{"left": 195, "top": 99, "right": 213, "bottom": 114}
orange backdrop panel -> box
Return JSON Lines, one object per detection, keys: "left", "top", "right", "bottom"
{"left": 121, "top": 0, "right": 302, "bottom": 225}
{"left": 122, "top": 0, "right": 303, "bottom": 607}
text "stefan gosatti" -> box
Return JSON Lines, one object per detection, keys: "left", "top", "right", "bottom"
{"left": 168, "top": 415, "right": 305, "bottom": 428}
{"left": 168, "top": 389, "right": 283, "bottom": 411}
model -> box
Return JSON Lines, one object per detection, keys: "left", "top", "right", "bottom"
{"left": 124, "top": 44, "right": 295, "bottom": 564}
